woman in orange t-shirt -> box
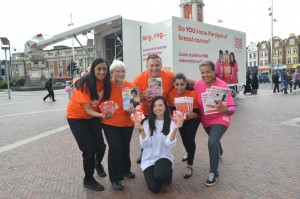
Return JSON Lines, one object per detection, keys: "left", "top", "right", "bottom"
{"left": 66, "top": 58, "right": 112, "bottom": 191}
{"left": 167, "top": 73, "right": 200, "bottom": 179}
{"left": 101, "top": 60, "right": 136, "bottom": 191}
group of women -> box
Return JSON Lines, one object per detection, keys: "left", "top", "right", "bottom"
{"left": 66, "top": 55, "right": 236, "bottom": 193}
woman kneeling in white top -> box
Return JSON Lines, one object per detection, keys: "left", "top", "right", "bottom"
{"left": 134, "top": 96, "right": 183, "bottom": 193}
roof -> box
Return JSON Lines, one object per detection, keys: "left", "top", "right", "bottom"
{"left": 24, "top": 15, "right": 123, "bottom": 53}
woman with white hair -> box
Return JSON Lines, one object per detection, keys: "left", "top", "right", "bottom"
{"left": 101, "top": 60, "right": 136, "bottom": 190}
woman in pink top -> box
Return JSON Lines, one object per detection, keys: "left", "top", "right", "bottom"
{"left": 194, "top": 60, "right": 236, "bottom": 187}
{"left": 229, "top": 52, "right": 239, "bottom": 84}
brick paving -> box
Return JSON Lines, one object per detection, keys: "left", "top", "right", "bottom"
{"left": 0, "top": 86, "right": 299, "bottom": 199}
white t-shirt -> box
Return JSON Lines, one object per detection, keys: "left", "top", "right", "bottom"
{"left": 139, "top": 119, "right": 177, "bottom": 171}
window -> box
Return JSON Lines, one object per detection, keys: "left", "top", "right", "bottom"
{"left": 273, "top": 50, "right": 276, "bottom": 56}
{"left": 254, "top": 53, "right": 257, "bottom": 58}
{"left": 249, "top": 62, "right": 252, "bottom": 67}
{"left": 260, "top": 60, "right": 263, "bottom": 65}
{"left": 260, "top": 52, "right": 264, "bottom": 57}
{"left": 273, "top": 60, "right": 276, "bottom": 65}
{"left": 293, "top": 57, "right": 297, "bottom": 63}
{"left": 262, "top": 43, "right": 266, "bottom": 49}
{"left": 254, "top": 61, "right": 257, "bottom": 66}
{"left": 278, "top": 59, "right": 282, "bottom": 65}
{"left": 249, "top": 54, "right": 252, "bottom": 59}
{"left": 279, "top": 49, "right": 282, "bottom": 56}
{"left": 289, "top": 38, "right": 295, "bottom": 45}
{"left": 293, "top": 48, "right": 297, "bottom": 54}
{"left": 264, "top": 60, "right": 267, "bottom": 65}
{"left": 287, "top": 58, "right": 291, "bottom": 64}
{"left": 275, "top": 41, "right": 279, "bottom": 48}
{"left": 287, "top": 48, "right": 291, "bottom": 54}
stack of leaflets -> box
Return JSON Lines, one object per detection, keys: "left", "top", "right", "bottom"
{"left": 172, "top": 110, "right": 186, "bottom": 123}
{"left": 130, "top": 112, "right": 145, "bottom": 123}
{"left": 122, "top": 87, "right": 140, "bottom": 110}
{"left": 99, "top": 101, "right": 119, "bottom": 115}
{"left": 201, "top": 86, "right": 230, "bottom": 115}
{"left": 174, "top": 97, "right": 193, "bottom": 115}
{"left": 148, "top": 78, "right": 162, "bottom": 97}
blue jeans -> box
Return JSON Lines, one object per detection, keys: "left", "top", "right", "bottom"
{"left": 281, "top": 80, "right": 288, "bottom": 93}
{"left": 204, "top": 124, "right": 228, "bottom": 174}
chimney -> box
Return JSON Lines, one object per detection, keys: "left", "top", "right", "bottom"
{"left": 179, "top": 0, "right": 205, "bottom": 22}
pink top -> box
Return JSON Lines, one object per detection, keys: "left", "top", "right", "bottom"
{"left": 231, "top": 62, "right": 239, "bottom": 84}
{"left": 194, "top": 78, "right": 236, "bottom": 128}
{"left": 215, "top": 60, "right": 222, "bottom": 77}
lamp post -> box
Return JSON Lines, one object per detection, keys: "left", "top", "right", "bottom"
{"left": 269, "top": 0, "right": 276, "bottom": 89}
{"left": 0, "top": 37, "right": 11, "bottom": 99}
{"left": 68, "top": 12, "right": 75, "bottom": 76}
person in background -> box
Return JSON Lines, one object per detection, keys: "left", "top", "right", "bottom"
{"left": 134, "top": 96, "right": 183, "bottom": 193}
{"left": 272, "top": 70, "right": 280, "bottom": 93}
{"left": 243, "top": 73, "right": 252, "bottom": 94}
{"left": 66, "top": 57, "right": 111, "bottom": 191}
{"left": 214, "top": 50, "right": 223, "bottom": 78}
{"left": 194, "top": 60, "right": 236, "bottom": 186}
{"left": 229, "top": 52, "right": 239, "bottom": 84}
{"left": 43, "top": 77, "right": 56, "bottom": 102}
{"left": 280, "top": 68, "right": 288, "bottom": 94}
{"left": 166, "top": 73, "right": 200, "bottom": 179}
{"left": 287, "top": 69, "right": 293, "bottom": 93}
{"left": 251, "top": 73, "right": 259, "bottom": 94}
{"left": 101, "top": 60, "right": 136, "bottom": 190}
{"left": 292, "top": 69, "right": 300, "bottom": 90}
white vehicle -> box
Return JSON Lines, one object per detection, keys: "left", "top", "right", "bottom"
{"left": 25, "top": 15, "right": 246, "bottom": 97}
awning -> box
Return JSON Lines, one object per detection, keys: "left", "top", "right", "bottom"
{"left": 258, "top": 67, "right": 270, "bottom": 71}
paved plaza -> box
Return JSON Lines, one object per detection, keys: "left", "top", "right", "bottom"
{"left": 0, "top": 84, "right": 299, "bottom": 199}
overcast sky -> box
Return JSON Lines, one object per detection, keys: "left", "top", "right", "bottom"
{"left": 1, "top": 0, "right": 298, "bottom": 60}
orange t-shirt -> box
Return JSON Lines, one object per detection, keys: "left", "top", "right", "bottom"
{"left": 67, "top": 81, "right": 104, "bottom": 119}
{"left": 101, "top": 80, "right": 134, "bottom": 127}
{"left": 133, "top": 70, "right": 175, "bottom": 116}
{"left": 222, "top": 61, "right": 232, "bottom": 84}
{"left": 167, "top": 88, "right": 198, "bottom": 121}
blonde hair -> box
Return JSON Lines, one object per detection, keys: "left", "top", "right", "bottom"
{"left": 110, "top": 60, "right": 126, "bottom": 73}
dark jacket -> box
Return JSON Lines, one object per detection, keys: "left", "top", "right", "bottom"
{"left": 272, "top": 73, "right": 279, "bottom": 84}
{"left": 251, "top": 75, "right": 259, "bottom": 89}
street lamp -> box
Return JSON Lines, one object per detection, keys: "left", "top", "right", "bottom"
{"left": 269, "top": 0, "right": 274, "bottom": 88}
{"left": 0, "top": 37, "right": 11, "bottom": 99}
{"left": 68, "top": 12, "right": 75, "bottom": 76}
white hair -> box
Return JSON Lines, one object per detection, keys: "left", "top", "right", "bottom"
{"left": 110, "top": 60, "right": 126, "bottom": 73}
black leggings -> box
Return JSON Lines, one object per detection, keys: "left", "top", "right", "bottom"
{"left": 143, "top": 158, "right": 172, "bottom": 193}
{"left": 67, "top": 117, "right": 106, "bottom": 180}
{"left": 102, "top": 124, "right": 134, "bottom": 182}
{"left": 179, "top": 118, "right": 200, "bottom": 165}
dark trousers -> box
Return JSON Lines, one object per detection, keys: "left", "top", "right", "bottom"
{"left": 103, "top": 124, "right": 134, "bottom": 182}
{"left": 204, "top": 124, "right": 228, "bottom": 174}
{"left": 67, "top": 118, "right": 106, "bottom": 180}
{"left": 293, "top": 80, "right": 300, "bottom": 89}
{"left": 179, "top": 119, "right": 200, "bottom": 165}
{"left": 44, "top": 89, "right": 55, "bottom": 100}
{"left": 273, "top": 83, "right": 279, "bottom": 93}
{"left": 143, "top": 158, "right": 172, "bottom": 193}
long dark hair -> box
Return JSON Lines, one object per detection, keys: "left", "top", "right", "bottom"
{"left": 173, "top": 72, "right": 194, "bottom": 90}
{"left": 229, "top": 52, "right": 236, "bottom": 67}
{"left": 148, "top": 96, "right": 171, "bottom": 136}
{"left": 75, "top": 57, "right": 111, "bottom": 100}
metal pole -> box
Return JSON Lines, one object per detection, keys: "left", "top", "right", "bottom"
{"left": 270, "top": 0, "right": 274, "bottom": 89}
{"left": 4, "top": 49, "right": 11, "bottom": 99}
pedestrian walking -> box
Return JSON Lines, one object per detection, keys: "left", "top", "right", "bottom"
{"left": 272, "top": 71, "right": 280, "bottom": 93}
{"left": 292, "top": 69, "right": 300, "bottom": 90}
{"left": 43, "top": 77, "right": 56, "bottom": 102}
